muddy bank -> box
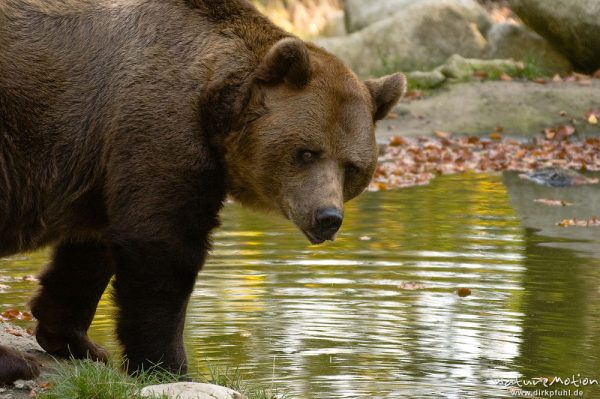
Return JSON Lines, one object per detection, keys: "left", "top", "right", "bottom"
{"left": 377, "top": 79, "right": 600, "bottom": 139}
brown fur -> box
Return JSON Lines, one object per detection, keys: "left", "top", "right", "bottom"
{"left": 0, "top": 0, "right": 405, "bottom": 379}
{"left": 0, "top": 346, "right": 40, "bottom": 385}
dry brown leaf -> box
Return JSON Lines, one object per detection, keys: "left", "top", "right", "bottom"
{"left": 398, "top": 282, "right": 427, "bottom": 291}
{"left": 557, "top": 218, "right": 600, "bottom": 227}
{"left": 434, "top": 130, "right": 452, "bottom": 139}
{"left": 5, "top": 327, "right": 23, "bottom": 337}
{"left": 457, "top": 288, "right": 472, "bottom": 297}
{"left": 534, "top": 199, "right": 573, "bottom": 206}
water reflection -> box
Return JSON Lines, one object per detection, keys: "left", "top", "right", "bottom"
{"left": 1, "top": 173, "right": 600, "bottom": 398}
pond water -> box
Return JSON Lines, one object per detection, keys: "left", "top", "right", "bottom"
{"left": 2, "top": 172, "right": 600, "bottom": 399}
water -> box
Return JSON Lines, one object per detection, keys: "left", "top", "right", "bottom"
{"left": 2, "top": 172, "right": 600, "bottom": 399}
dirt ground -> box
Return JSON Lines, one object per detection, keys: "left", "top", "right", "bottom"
{"left": 377, "top": 80, "right": 600, "bottom": 140}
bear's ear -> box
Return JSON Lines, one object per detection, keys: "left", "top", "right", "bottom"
{"left": 255, "top": 37, "right": 311, "bottom": 88}
{"left": 365, "top": 73, "right": 407, "bottom": 121}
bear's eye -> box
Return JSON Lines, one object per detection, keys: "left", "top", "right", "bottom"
{"left": 345, "top": 163, "right": 360, "bottom": 176}
{"left": 298, "top": 150, "right": 319, "bottom": 164}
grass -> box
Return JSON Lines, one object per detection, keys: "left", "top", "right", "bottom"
{"left": 37, "top": 360, "right": 175, "bottom": 399}
{"left": 37, "top": 359, "right": 288, "bottom": 399}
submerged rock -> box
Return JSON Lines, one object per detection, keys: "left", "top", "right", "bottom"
{"left": 140, "top": 382, "right": 244, "bottom": 399}
{"left": 510, "top": 0, "right": 600, "bottom": 72}
{"left": 519, "top": 168, "right": 599, "bottom": 187}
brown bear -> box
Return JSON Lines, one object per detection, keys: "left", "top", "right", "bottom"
{"left": 0, "top": 0, "right": 405, "bottom": 381}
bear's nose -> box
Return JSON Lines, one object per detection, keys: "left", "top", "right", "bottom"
{"left": 315, "top": 207, "right": 343, "bottom": 241}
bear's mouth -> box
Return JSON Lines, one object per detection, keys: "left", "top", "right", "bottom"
{"left": 301, "top": 229, "right": 326, "bottom": 245}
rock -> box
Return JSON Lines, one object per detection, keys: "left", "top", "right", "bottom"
{"left": 406, "top": 70, "right": 447, "bottom": 88}
{"left": 319, "top": 10, "right": 346, "bottom": 37}
{"left": 344, "top": 0, "right": 491, "bottom": 34}
{"left": 509, "top": 0, "right": 600, "bottom": 72}
{"left": 486, "top": 23, "right": 572, "bottom": 75}
{"left": 439, "top": 54, "right": 525, "bottom": 80}
{"left": 316, "top": 0, "right": 491, "bottom": 77}
{"left": 375, "top": 80, "right": 600, "bottom": 138}
{"left": 11, "top": 380, "right": 36, "bottom": 391}
{"left": 344, "top": 0, "right": 411, "bottom": 33}
{"left": 140, "top": 382, "right": 244, "bottom": 399}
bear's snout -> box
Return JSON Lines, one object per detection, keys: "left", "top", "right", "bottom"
{"left": 313, "top": 207, "right": 343, "bottom": 243}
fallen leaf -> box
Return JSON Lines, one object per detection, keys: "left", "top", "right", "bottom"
{"left": 556, "top": 124, "right": 576, "bottom": 140}
{"left": 534, "top": 199, "right": 573, "bottom": 206}
{"left": 1, "top": 309, "right": 33, "bottom": 321}
{"left": 5, "top": 327, "right": 23, "bottom": 337}
{"left": 533, "top": 78, "right": 547, "bottom": 84}
{"left": 434, "top": 130, "right": 452, "bottom": 139}
{"left": 398, "top": 282, "right": 426, "bottom": 291}
{"left": 589, "top": 114, "right": 599, "bottom": 125}
{"left": 404, "top": 90, "right": 424, "bottom": 101}
{"left": 457, "top": 288, "right": 472, "bottom": 297}
{"left": 499, "top": 72, "right": 513, "bottom": 81}
{"left": 473, "top": 70, "right": 488, "bottom": 79}
{"left": 557, "top": 217, "right": 600, "bottom": 227}
{"left": 388, "top": 136, "right": 404, "bottom": 147}
{"left": 489, "top": 132, "right": 503, "bottom": 140}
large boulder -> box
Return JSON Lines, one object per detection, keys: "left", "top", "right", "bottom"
{"left": 509, "top": 0, "right": 600, "bottom": 72}
{"left": 486, "top": 23, "right": 572, "bottom": 75}
{"left": 344, "top": 0, "right": 491, "bottom": 34}
{"left": 376, "top": 80, "right": 600, "bottom": 137}
{"left": 316, "top": 0, "right": 491, "bottom": 77}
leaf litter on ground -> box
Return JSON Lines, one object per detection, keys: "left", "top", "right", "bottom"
{"left": 370, "top": 129, "right": 600, "bottom": 191}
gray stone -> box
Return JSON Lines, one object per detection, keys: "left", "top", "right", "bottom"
{"left": 344, "top": 0, "right": 491, "bottom": 34}
{"left": 439, "top": 54, "right": 525, "bottom": 80}
{"left": 140, "top": 382, "right": 244, "bottom": 399}
{"left": 510, "top": 0, "right": 600, "bottom": 72}
{"left": 316, "top": 0, "right": 491, "bottom": 78}
{"left": 486, "top": 23, "right": 572, "bottom": 75}
{"left": 406, "top": 70, "right": 447, "bottom": 88}
{"left": 376, "top": 80, "right": 600, "bottom": 138}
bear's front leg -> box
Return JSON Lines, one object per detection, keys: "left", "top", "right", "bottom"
{"left": 110, "top": 237, "right": 208, "bottom": 375}
{"left": 104, "top": 130, "right": 224, "bottom": 375}
{"left": 30, "top": 241, "right": 113, "bottom": 362}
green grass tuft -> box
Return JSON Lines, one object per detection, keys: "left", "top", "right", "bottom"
{"left": 203, "top": 363, "right": 289, "bottom": 399}
{"left": 37, "top": 359, "right": 288, "bottom": 399}
{"left": 38, "top": 359, "right": 176, "bottom": 399}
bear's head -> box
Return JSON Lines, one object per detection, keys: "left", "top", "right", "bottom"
{"left": 224, "top": 38, "right": 405, "bottom": 244}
